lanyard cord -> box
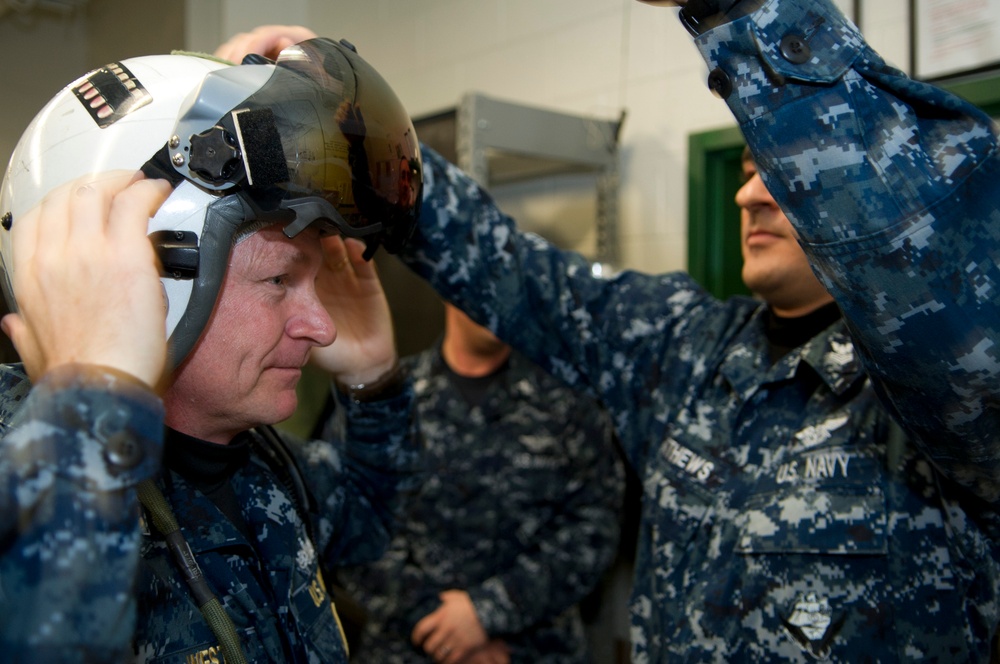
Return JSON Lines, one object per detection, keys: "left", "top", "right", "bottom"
{"left": 136, "top": 478, "right": 249, "bottom": 664}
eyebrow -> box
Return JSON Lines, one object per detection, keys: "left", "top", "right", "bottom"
{"left": 241, "top": 237, "right": 314, "bottom": 273}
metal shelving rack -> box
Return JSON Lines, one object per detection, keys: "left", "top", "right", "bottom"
{"left": 416, "top": 92, "right": 624, "bottom": 266}
{"left": 379, "top": 93, "right": 625, "bottom": 357}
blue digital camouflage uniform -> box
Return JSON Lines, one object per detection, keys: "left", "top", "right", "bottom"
{"left": 693, "top": 0, "right": 1000, "bottom": 505}
{"left": 399, "top": 86, "right": 1000, "bottom": 664}
{"left": 0, "top": 364, "right": 163, "bottom": 663}
{"left": 339, "top": 345, "right": 624, "bottom": 663}
{"left": 0, "top": 362, "right": 418, "bottom": 663}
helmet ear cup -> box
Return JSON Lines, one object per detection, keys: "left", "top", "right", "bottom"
{"left": 145, "top": 181, "right": 223, "bottom": 366}
{"left": 161, "top": 192, "right": 251, "bottom": 367}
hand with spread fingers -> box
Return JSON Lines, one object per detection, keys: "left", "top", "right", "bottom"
{"left": 308, "top": 235, "right": 397, "bottom": 387}
{"left": 1, "top": 171, "right": 172, "bottom": 389}
{"left": 213, "top": 24, "right": 319, "bottom": 62}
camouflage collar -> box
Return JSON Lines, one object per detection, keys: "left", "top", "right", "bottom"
{"left": 720, "top": 312, "right": 864, "bottom": 400}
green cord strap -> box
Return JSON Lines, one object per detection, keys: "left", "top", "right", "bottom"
{"left": 198, "top": 597, "right": 248, "bottom": 664}
{"left": 137, "top": 479, "right": 249, "bottom": 664}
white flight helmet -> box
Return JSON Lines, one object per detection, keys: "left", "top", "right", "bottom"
{"left": 0, "top": 38, "right": 422, "bottom": 367}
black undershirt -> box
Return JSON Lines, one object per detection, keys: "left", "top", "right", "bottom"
{"left": 163, "top": 428, "right": 255, "bottom": 542}
{"left": 764, "top": 301, "right": 842, "bottom": 364}
{"left": 442, "top": 356, "right": 510, "bottom": 408}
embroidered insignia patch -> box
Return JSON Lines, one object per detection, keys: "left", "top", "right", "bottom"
{"left": 782, "top": 592, "right": 845, "bottom": 658}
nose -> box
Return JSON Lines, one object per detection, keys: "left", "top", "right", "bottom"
{"left": 288, "top": 292, "right": 337, "bottom": 347}
{"left": 735, "top": 172, "right": 776, "bottom": 212}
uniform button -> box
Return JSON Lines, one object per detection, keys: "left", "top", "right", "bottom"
{"left": 707, "top": 68, "right": 732, "bottom": 99}
{"left": 104, "top": 432, "right": 144, "bottom": 468}
{"left": 780, "top": 34, "right": 811, "bottom": 64}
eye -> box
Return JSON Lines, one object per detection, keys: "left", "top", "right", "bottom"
{"left": 266, "top": 275, "right": 288, "bottom": 287}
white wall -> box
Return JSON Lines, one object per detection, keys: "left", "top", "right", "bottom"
{"left": 0, "top": 0, "right": 185, "bottom": 200}
{"left": 0, "top": 9, "right": 89, "bottom": 175}
{"left": 1, "top": 0, "right": 913, "bottom": 275}
{"left": 281, "top": 0, "right": 910, "bottom": 274}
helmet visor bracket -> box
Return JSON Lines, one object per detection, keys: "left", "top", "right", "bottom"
{"left": 163, "top": 37, "right": 422, "bottom": 257}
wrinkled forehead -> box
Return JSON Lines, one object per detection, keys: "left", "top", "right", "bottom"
{"left": 231, "top": 223, "right": 324, "bottom": 269}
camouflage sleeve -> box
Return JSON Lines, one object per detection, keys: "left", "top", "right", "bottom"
{"left": 468, "top": 402, "right": 624, "bottom": 635}
{"left": 301, "top": 380, "right": 422, "bottom": 567}
{"left": 693, "top": 0, "right": 1000, "bottom": 502}
{"left": 0, "top": 363, "right": 164, "bottom": 662}
{"left": 402, "top": 145, "right": 736, "bottom": 475}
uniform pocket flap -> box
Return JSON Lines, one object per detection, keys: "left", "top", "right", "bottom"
{"left": 736, "top": 486, "right": 887, "bottom": 555}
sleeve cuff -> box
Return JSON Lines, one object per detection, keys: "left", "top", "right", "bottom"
{"left": 696, "top": 0, "right": 863, "bottom": 87}
{"left": 467, "top": 578, "right": 516, "bottom": 635}
{"left": 6, "top": 363, "right": 164, "bottom": 491}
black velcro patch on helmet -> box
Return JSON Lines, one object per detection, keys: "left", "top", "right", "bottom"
{"left": 72, "top": 62, "right": 152, "bottom": 129}
{"left": 232, "top": 108, "right": 289, "bottom": 187}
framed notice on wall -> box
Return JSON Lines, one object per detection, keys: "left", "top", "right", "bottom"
{"left": 911, "top": 0, "right": 1000, "bottom": 81}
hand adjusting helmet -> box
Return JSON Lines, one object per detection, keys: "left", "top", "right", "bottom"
{"left": 0, "top": 38, "right": 422, "bottom": 366}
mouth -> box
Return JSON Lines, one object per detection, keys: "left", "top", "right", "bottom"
{"left": 270, "top": 353, "right": 310, "bottom": 370}
{"left": 745, "top": 229, "right": 785, "bottom": 247}
{"left": 265, "top": 365, "right": 304, "bottom": 384}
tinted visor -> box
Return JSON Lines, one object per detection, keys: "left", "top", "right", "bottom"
{"left": 190, "top": 38, "right": 422, "bottom": 255}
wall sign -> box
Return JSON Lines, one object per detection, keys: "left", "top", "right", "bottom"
{"left": 911, "top": 0, "right": 1000, "bottom": 80}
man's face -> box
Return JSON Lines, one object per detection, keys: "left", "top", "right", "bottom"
{"left": 735, "top": 157, "right": 832, "bottom": 316}
{"left": 164, "top": 225, "right": 336, "bottom": 443}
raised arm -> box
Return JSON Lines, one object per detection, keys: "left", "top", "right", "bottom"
{"left": 0, "top": 172, "right": 170, "bottom": 661}
{"left": 2, "top": 172, "right": 171, "bottom": 388}
{"left": 657, "top": 0, "right": 1000, "bottom": 501}
{"left": 295, "top": 235, "right": 419, "bottom": 566}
